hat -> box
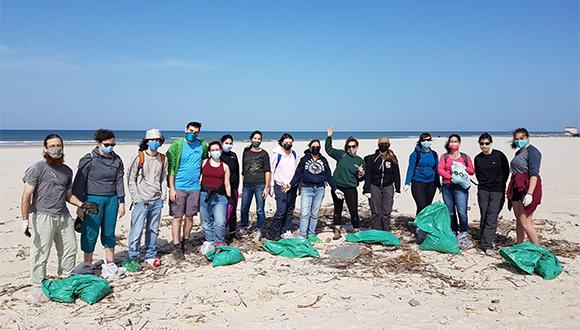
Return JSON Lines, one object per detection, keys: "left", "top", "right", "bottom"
{"left": 378, "top": 137, "right": 390, "bottom": 144}
{"left": 145, "top": 129, "right": 165, "bottom": 145}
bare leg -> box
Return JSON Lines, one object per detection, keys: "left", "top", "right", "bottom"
{"left": 521, "top": 212, "right": 539, "bottom": 244}
{"left": 104, "top": 248, "right": 115, "bottom": 263}
{"left": 172, "top": 217, "right": 182, "bottom": 244}
{"left": 512, "top": 202, "right": 526, "bottom": 243}
{"left": 84, "top": 252, "right": 93, "bottom": 264}
{"left": 182, "top": 215, "right": 194, "bottom": 240}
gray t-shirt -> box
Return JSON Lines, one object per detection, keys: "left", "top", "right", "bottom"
{"left": 23, "top": 161, "right": 73, "bottom": 216}
{"left": 510, "top": 145, "right": 542, "bottom": 176}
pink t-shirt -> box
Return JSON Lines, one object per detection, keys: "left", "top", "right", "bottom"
{"left": 437, "top": 153, "right": 475, "bottom": 185}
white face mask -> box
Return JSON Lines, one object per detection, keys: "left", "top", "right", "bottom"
{"left": 46, "top": 146, "right": 64, "bottom": 158}
{"left": 223, "top": 143, "right": 233, "bottom": 152}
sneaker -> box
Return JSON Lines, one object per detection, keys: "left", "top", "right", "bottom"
{"left": 101, "top": 260, "right": 127, "bottom": 278}
{"left": 145, "top": 256, "right": 161, "bottom": 268}
{"left": 281, "top": 230, "right": 294, "bottom": 239}
{"left": 458, "top": 232, "right": 473, "bottom": 250}
{"left": 172, "top": 244, "right": 185, "bottom": 261}
{"left": 253, "top": 230, "right": 262, "bottom": 243}
{"left": 333, "top": 227, "right": 342, "bottom": 240}
{"left": 73, "top": 262, "right": 94, "bottom": 275}
{"left": 201, "top": 241, "right": 215, "bottom": 255}
{"left": 238, "top": 227, "right": 248, "bottom": 237}
{"left": 485, "top": 249, "right": 496, "bottom": 257}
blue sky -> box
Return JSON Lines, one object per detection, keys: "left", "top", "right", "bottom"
{"left": 0, "top": 0, "right": 578, "bottom": 131}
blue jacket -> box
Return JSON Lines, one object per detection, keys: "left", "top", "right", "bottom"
{"left": 404, "top": 146, "right": 441, "bottom": 186}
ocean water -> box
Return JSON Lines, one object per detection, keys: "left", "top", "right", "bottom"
{"left": 0, "top": 129, "right": 562, "bottom": 146}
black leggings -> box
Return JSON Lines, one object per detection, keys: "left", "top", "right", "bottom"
{"left": 411, "top": 181, "right": 437, "bottom": 215}
{"left": 331, "top": 186, "right": 360, "bottom": 228}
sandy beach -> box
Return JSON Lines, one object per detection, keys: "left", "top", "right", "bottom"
{"left": 0, "top": 135, "right": 579, "bottom": 329}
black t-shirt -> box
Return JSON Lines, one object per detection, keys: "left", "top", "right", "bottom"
{"left": 242, "top": 149, "right": 271, "bottom": 185}
{"left": 474, "top": 149, "right": 510, "bottom": 192}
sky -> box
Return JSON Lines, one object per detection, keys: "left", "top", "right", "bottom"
{"left": 0, "top": 0, "right": 578, "bottom": 131}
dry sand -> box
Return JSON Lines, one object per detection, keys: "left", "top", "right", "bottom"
{"left": 0, "top": 136, "right": 579, "bottom": 329}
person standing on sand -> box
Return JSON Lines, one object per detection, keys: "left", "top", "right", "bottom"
{"left": 220, "top": 134, "right": 240, "bottom": 242}
{"left": 199, "top": 141, "right": 233, "bottom": 254}
{"left": 166, "top": 121, "right": 208, "bottom": 260}
{"left": 268, "top": 133, "right": 300, "bottom": 240}
{"left": 288, "top": 139, "right": 343, "bottom": 239}
{"left": 21, "top": 134, "right": 94, "bottom": 302}
{"left": 126, "top": 129, "right": 168, "bottom": 269}
{"left": 438, "top": 134, "right": 475, "bottom": 250}
{"left": 325, "top": 127, "right": 366, "bottom": 239}
{"left": 72, "top": 129, "right": 127, "bottom": 278}
{"left": 507, "top": 128, "right": 542, "bottom": 245}
{"left": 363, "top": 137, "right": 401, "bottom": 231}
{"left": 239, "top": 130, "right": 271, "bottom": 242}
{"left": 474, "top": 133, "right": 509, "bottom": 256}
{"left": 404, "top": 132, "right": 441, "bottom": 215}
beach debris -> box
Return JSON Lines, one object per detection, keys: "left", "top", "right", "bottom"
{"left": 234, "top": 289, "right": 247, "bottom": 307}
{"left": 408, "top": 298, "right": 420, "bottom": 307}
{"left": 297, "top": 294, "right": 324, "bottom": 308}
{"left": 327, "top": 245, "right": 361, "bottom": 261}
{"left": 488, "top": 299, "right": 502, "bottom": 312}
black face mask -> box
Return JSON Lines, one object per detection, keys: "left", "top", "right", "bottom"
{"left": 251, "top": 141, "right": 261, "bottom": 148}
{"left": 282, "top": 143, "right": 293, "bottom": 151}
{"left": 310, "top": 146, "right": 321, "bottom": 155}
{"left": 379, "top": 145, "right": 389, "bottom": 153}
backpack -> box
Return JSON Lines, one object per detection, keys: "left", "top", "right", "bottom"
{"left": 443, "top": 152, "right": 468, "bottom": 165}
{"left": 274, "top": 150, "right": 297, "bottom": 172}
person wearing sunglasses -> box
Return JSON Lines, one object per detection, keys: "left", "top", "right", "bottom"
{"left": 72, "top": 129, "right": 127, "bottom": 278}
{"left": 404, "top": 132, "right": 441, "bottom": 215}
{"left": 363, "top": 137, "right": 401, "bottom": 231}
{"left": 325, "top": 127, "right": 365, "bottom": 239}
{"left": 437, "top": 134, "right": 475, "bottom": 249}
{"left": 474, "top": 133, "right": 509, "bottom": 256}
{"left": 506, "top": 128, "right": 542, "bottom": 245}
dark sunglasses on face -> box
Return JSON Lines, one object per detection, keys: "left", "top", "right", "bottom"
{"left": 103, "top": 143, "right": 116, "bottom": 147}
{"left": 347, "top": 145, "right": 357, "bottom": 149}
{"left": 421, "top": 138, "right": 432, "bottom": 142}
{"left": 479, "top": 142, "right": 491, "bottom": 146}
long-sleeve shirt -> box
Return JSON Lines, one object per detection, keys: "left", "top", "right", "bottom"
{"left": 72, "top": 147, "right": 125, "bottom": 201}
{"left": 363, "top": 150, "right": 401, "bottom": 193}
{"left": 289, "top": 152, "right": 337, "bottom": 191}
{"left": 270, "top": 146, "right": 300, "bottom": 189}
{"left": 474, "top": 149, "right": 510, "bottom": 192}
{"left": 437, "top": 152, "right": 474, "bottom": 185}
{"left": 221, "top": 151, "right": 240, "bottom": 191}
{"left": 325, "top": 137, "right": 365, "bottom": 188}
{"left": 127, "top": 151, "right": 168, "bottom": 203}
{"left": 404, "top": 146, "right": 440, "bottom": 186}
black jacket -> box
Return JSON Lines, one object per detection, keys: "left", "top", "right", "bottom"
{"left": 221, "top": 151, "right": 240, "bottom": 191}
{"left": 363, "top": 149, "right": 401, "bottom": 194}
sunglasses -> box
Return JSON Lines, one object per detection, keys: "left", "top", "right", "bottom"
{"left": 103, "top": 143, "right": 116, "bottom": 147}
{"left": 421, "top": 138, "right": 432, "bottom": 142}
{"left": 347, "top": 145, "right": 357, "bottom": 149}
{"left": 479, "top": 142, "right": 491, "bottom": 146}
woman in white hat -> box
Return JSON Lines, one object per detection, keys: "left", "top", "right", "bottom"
{"left": 125, "top": 129, "right": 168, "bottom": 268}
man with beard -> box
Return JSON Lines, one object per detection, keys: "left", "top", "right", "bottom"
{"left": 21, "top": 134, "right": 97, "bottom": 302}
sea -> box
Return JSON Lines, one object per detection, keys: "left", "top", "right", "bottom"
{"left": 0, "top": 129, "right": 563, "bottom": 146}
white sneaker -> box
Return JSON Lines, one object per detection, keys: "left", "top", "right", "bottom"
{"left": 201, "top": 241, "right": 215, "bottom": 255}
{"left": 101, "top": 261, "right": 127, "bottom": 278}
{"left": 253, "top": 230, "right": 262, "bottom": 243}
{"left": 73, "top": 262, "right": 93, "bottom": 275}
{"left": 281, "top": 230, "right": 294, "bottom": 239}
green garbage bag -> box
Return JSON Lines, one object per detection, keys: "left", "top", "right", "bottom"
{"left": 411, "top": 201, "right": 461, "bottom": 255}
{"left": 262, "top": 239, "right": 320, "bottom": 258}
{"left": 41, "top": 274, "right": 111, "bottom": 304}
{"left": 307, "top": 235, "right": 322, "bottom": 244}
{"left": 122, "top": 259, "right": 142, "bottom": 273}
{"left": 205, "top": 245, "right": 245, "bottom": 267}
{"left": 345, "top": 230, "right": 401, "bottom": 246}
{"left": 500, "top": 242, "right": 563, "bottom": 280}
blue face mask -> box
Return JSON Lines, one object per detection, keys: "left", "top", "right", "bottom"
{"left": 185, "top": 132, "right": 197, "bottom": 142}
{"left": 223, "top": 143, "right": 233, "bottom": 153}
{"left": 515, "top": 139, "right": 528, "bottom": 148}
{"left": 210, "top": 151, "right": 222, "bottom": 159}
{"left": 420, "top": 141, "right": 432, "bottom": 149}
{"left": 100, "top": 145, "right": 114, "bottom": 154}
{"left": 148, "top": 140, "right": 161, "bottom": 152}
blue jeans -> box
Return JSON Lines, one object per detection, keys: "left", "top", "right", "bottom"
{"left": 240, "top": 184, "right": 266, "bottom": 230}
{"left": 269, "top": 184, "right": 298, "bottom": 239}
{"left": 299, "top": 185, "right": 325, "bottom": 238}
{"left": 128, "top": 199, "right": 163, "bottom": 260}
{"left": 442, "top": 184, "right": 469, "bottom": 233}
{"left": 200, "top": 192, "right": 228, "bottom": 243}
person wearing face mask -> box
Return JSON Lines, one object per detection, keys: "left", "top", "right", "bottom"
{"left": 474, "top": 133, "right": 509, "bottom": 256}
{"left": 437, "top": 134, "right": 475, "bottom": 249}
{"left": 507, "top": 128, "right": 542, "bottom": 245}
{"left": 166, "top": 121, "right": 208, "bottom": 260}
{"left": 220, "top": 134, "right": 240, "bottom": 241}
{"left": 72, "top": 129, "right": 127, "bottom": 278}
{"left": 288, "top": 139, "right": 343, "bottom": 239}
{"left": 404, "top": 133, "right": 441, "bottom": 215}
{"left": 268, "top": 133, "right": 300, "bottom": 240}
{"left": 199, "top": 141, "right": 232, "bottom": 254}
{"left": 125, "top": 129, "right": 168, "bottom": 269}
{"left": 240, "top": 130, "right": 271, "bottom": 242}
{"left": 363, "top": 137, "right": 401, "bottom": 231}
{"left": 325, "top": 127, "right": 365, "bottom": 239}
{"left": 21, "top": 134, "right": 88, "bottom": 302}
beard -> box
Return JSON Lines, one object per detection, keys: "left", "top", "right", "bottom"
{"left": 43, "top": 153, "right": 65, "bottom": 166}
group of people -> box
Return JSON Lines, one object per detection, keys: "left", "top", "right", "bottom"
{"left": 21, "top": 122, "right": 542, "bottom": 301}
